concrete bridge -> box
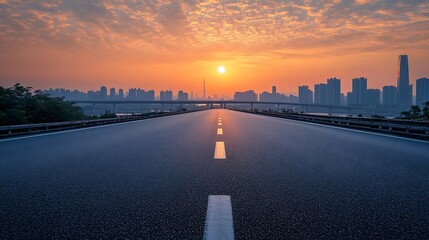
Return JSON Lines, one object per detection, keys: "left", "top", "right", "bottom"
{"left": 73, "top": 100, "right": 362, "bottom": 113}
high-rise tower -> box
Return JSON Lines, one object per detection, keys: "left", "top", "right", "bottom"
{"left": 397, "top": 55, "right": 412, "bottom": 107}
{"left": 203, "top": 78, "right": 206, "bottom": 100}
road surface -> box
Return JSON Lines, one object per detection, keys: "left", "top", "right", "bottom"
{"left": 1, "top": 109, "right": 428, "bottom": 239}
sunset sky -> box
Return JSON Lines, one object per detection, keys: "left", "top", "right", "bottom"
{"left": 0, "top": 0, "right": 428, "bottom": 97}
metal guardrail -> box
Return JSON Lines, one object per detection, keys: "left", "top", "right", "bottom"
{"left": 237, "top": 110, "right": 429, "bottom": 140}
{"left": 0, "top": 111, "right": 198, "bottom": 138}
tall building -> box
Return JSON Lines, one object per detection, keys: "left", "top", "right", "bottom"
{"left": 416, "top": 78, "right": 429, "bottom": 106}
{"left": 350, "top": 77, "right": 367, "bottom": 105}
{"left": 259, "top": 91, "right": 272, "bottom": 102}
{"left": 177, "top": 90, "right": 189, "bottom": 101}
{"left": 382, "top": 86, "right": 397, "bottom": 107}
{"left": 298, "top": 85, "right": 313, "bottom": 104}
{"left": 314, "top": 83, "right": 328, "bottom": 105}
{"left": 109, "top": 88, "right": 116, "bottom": 98}
{"left": 259, "top": 86, "right": 282, "bottom": 102}
{"left": 327, "top": 78, "right": 341, "bottom": 105}
{"left": 100, "top": 86, "right": 107, "bottom": 99}
{"left": 234, "top": 90, "right": 257, "bottom": 101}
{"left": 397, "top": 55, "right": 412, "bottom": 108}
{"left": 118, "top": 89, "right": 124, "bottom": 99}
{"left": 146, "top": 90, "right": 155, "bottom": 101}
{"left": 203, "top": 79, "right": 206, "bottom": 100}
{"left": 160, "top": 90, "right": 173, "bottom": 101}
{"left": 136, "top": 88, "right": 145, "bottom": 99}
{"left": 366, "top": 89, "right": 381, "bottom": 106}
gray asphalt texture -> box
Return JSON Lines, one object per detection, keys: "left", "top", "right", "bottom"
{"left": 1, "top": 109, "right": 428, "bottom": 239}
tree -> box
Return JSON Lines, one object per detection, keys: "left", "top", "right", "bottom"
{"left": 423, "top": 101, "right": 429, "bottom": 120}
{"left": 0, "top": 83, "right": 86, "bottom": 125}
{"left": 400, "top": 105, "right": 423, "bottom": 119}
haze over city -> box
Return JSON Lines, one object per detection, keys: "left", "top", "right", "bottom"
{"left": 1, "top": 0, "right": 429, "bottom": 95}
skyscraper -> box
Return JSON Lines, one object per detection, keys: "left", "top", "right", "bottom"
{"left": 160, "top": 90, "right": 173, "bottom": 101}
{"left": 203, "top": 79, "right": 206, "bottom": 100}
{"left": 109, "top": 87, "right": 116, "bottom": 98}
{"left": 314, "top": 83, "right": 328, "bottom": 105}
{"left": 366, "top": 89, "right": 381, "bottom": 106}
{"left": 128, "top": 88, "right": 137, "bottom": 99}
{"left": 383, "top": 86, "right": 397, "bottom": 107}
{"left": 327, "top": 78, "right": 341, "bottom": 105}
{"left": 272, "top": 86, "right": 277, "bottom": 95}
{"left": 177, "top": 90, "right": 189, "bottom": 101}
{"left": 396, "top": 55, "right": 412, "bottom": 108}
{"left": 350, "top": 77, "right": 367, "bottom": 105}
{"left": 234, "top": 90, "right": 257, "bottom": 101}
{"left": 416, "top": 78, "right": 429, "bottom": 106}
{"left": 118, "top": 89, "right": 124, "bottom": 99}
{"left": 298, "top": 85, "right": 313, "bottom": 104}
{"left": 100, "top": 86, "right": 107, "bottom": 99}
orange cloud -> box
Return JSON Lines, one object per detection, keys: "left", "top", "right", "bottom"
{"left": 0, "top": 0, "right": 428, "bottom": 96}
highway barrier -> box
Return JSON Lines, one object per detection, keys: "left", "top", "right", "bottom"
{"left": 237, "top": 110, "right": 429, "bottom": 141}
{"left": 0, "top": 110, "right": 201, "bottom": 138}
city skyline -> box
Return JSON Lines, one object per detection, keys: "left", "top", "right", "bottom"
{"left": 1, "top": 1, "right": 429, "bottom": 95}
{"left": 41, "top": 54, "right": 429, "bottom": 108}
{"left": 22, "top": 55, "right": 425, "bottom": 100}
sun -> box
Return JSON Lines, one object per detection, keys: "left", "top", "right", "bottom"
{"left": 217, "top": 66, "right": 226, "bottom": 74}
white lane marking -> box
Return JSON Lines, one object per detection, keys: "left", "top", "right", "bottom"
{"left": 0, "top": 112, "right": 196, "bottom": 142}
{"left": 218, "top": 119, "right": 222, "bottom": 123}
{"left": 218, "top": 123, "right": 222, "bottom": 126}
{"left": 204, "top": 195, "right": 234, "bottom": 240}
{"left": 217, "top": 128, "right": 223, "bottom": 135}
{"left": 214, "top": 141, "right": 226, "bottom": 159}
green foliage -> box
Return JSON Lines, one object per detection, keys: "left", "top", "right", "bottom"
{"left": 0, "top": 83, "right": 86, "bottom": 125}
{"left": 400, "top": 103, "right": 429, "bottom": 120}
{"left": 423, "top": 101, "right": 429, "bottom": 120}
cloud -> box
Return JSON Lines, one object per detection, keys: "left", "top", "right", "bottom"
{"left": 0, "top": 0, "right": 428, "bottom": 61}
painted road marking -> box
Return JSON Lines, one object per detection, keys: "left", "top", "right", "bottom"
{"left": 203, "top": 195, "right": 234, "bottom": 240}
{"left": 217, "top": 128, "right": 223, "bottom": 135}
{"left": 218, "top": 123, "right": 222, "bottom": 126}
{"left": 214, "top": 141, "right": 226, "bottom": 159}
{"left": 218, "top": 119, "right": 222, "bottom": 123}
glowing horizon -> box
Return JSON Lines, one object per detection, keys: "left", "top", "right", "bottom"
{"left": 0, "top": 1, "right": 428, "bottom": 97}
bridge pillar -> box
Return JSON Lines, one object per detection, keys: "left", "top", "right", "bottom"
{"left": 112, "top": 103, "right": 116, "bottom": 113}
{"left": 277, "top": 104, "right": 280, "bottom": 112}
{"left": 210, "top": 103, "right": 213, "bottom": 109}
{"left": 92, "top": 103, "right": 95, "bottom": 115}
{"left": 251, "top": 103, "right": 254, "bottom": 111}
{"left": 181, "top": 103, "right": 183, "bottom": 110}
{"left": 224, "top": 103, "right": 227, "bottom": 109}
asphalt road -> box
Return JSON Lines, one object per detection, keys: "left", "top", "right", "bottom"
{"left": 1, "top": 109, "right": 428, "bottom": 239}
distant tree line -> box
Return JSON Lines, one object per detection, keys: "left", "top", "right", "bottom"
{"left": 400, "top": 101, "right": 429, "bottom": 120}
{"left": 0, "top": 84, "right": 91, "bottom": 126}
